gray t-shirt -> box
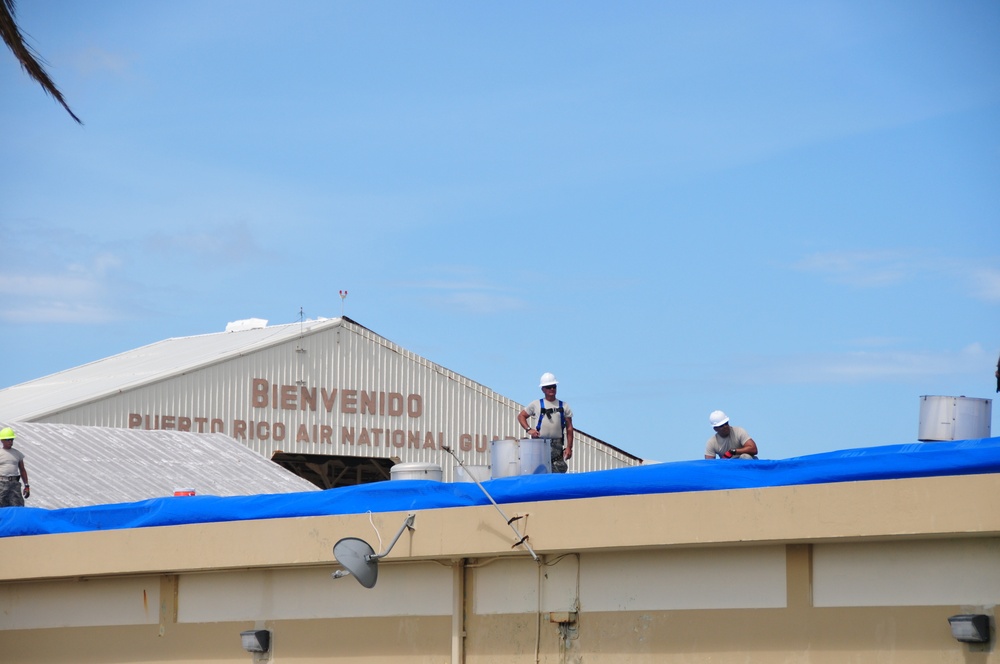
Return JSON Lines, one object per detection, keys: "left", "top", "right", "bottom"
{"left": 524, "top": 398, "right": 573, "bottom": 439}
{"left": 705, "top": 426, "right": 752, "bottom": 458}
{"left": 0, "top": 447, "right": 24, "bottom": 477}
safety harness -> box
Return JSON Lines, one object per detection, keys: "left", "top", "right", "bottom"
{"left": 534, "top": 399, "right": 566, "bottom": 435}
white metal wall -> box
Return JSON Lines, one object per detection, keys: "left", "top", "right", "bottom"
{"left": 41, "top": 320, "right": 639, "bottom": 479}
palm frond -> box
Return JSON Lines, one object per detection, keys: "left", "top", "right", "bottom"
{"left": 1, "top": 0, "right": 82, "bottom": 124}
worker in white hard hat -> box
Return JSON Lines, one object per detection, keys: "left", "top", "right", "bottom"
{"left": 704, "top": 411, "right": 758, "bottom": 460}
{"left": 0, "top": 426, "right": 30, "bottom": 507}
{"left": 517, "top": 373, "right": 574, "bottom": 473}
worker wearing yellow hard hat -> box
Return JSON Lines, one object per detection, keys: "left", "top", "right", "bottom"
{"left": 0, "top": 427, "right": 30, "bottom": 506}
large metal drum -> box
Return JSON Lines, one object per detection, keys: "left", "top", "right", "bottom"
{"left": 454, "top": 464, "right": 491, "bottom": 484}
{"left": 918, "top": 395, "right": 992, "bottom": 441}
{"left": 390, "top": 462, "right": 443, "bottom": 481}
{"left": 490, "top": 438, "right": 552, "bottom": 478}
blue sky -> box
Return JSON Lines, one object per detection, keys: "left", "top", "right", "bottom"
{"left": 2, "top": 1, "right": 998, "bottom": 464}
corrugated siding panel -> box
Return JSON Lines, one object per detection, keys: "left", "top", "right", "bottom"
{"left": 0, "top": 421, "right": 318, "bottom": 509}
{"left": 38, "top": 320, "right": 641, "bottom": 481}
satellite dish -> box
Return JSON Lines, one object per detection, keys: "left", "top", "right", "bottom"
{"left": 332, "top": 537, "right": 378, "bottom": 588}
{"left": 331, "top": 514, "right": 415, "bottom": 588}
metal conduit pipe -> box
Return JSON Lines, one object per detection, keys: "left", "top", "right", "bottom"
{"left": 452, "top": 558, "right": 466, "bottom": 664}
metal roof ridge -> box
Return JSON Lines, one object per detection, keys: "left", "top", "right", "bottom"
{"left": 1, "top": 317, "right": 349, "bottom": 420}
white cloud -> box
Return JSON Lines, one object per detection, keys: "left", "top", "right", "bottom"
{"left": 0, "top": 247, "right": 126, "bottom": 324}
{"left": 793, "top": 250, "right": 1000, "bottom": 304}
{"left": 72, "top": 46, "right": 133, "bottom": 78}
{"left": 968, "top": 266, "right": 1000, "bottom": 303}
{"left": 432, "top": 291, "right": 525, "bottom": 315}
{"left": 0, "top": 269, "right": 124, "bottom": 323}
{"left": 732, "top": 343, "right": 991, "bottom": 386}
{"left": 0, "top": 274, "right": 100, "bottom": 299}
{"left": 0, "top": 302, "right": 120, "bottom": 324}
{"left": 397, "top": 269, "right": 528, "bottom": 316}
{"left": 144, "top": 221, "right": 261, "bottom": 264}
{"left": 792, "top": 249, "right": 916, "bottom": 287}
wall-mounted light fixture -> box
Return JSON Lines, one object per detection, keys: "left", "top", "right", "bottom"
{"left": 948, "top": 614, "right": 991, "bottom": 643}
{"left": 240, "top": 629, "right": 271, "bottom": 653}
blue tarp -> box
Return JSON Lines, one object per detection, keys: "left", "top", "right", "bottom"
{"left": 2, "top": 437, "right": 998, "bottom": 538}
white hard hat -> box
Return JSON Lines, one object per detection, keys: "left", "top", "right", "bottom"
{"left": 539, "top": 372, "right": 559, "bottom": 388}
{"left": 709, "top": 410, "right": 729, "bottom": 427}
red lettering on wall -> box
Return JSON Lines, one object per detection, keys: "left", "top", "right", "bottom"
{"left": 300, "top": 387, "right": 316, "bottom": 411}
{"left": 387, "top": 393, "right": 403, "bottom": 416}
{"left": 359, "top": 391, "right": 377, "bottom": 415}
{"left": 407, "top": 394, "right": 422, "bottom": 417}
{"left": 279, "top": 385, "right": 297, "bottom": 410}
{"left": 252, "top": 379, "right": 269, "bottom": 408}
{"left": 322, "top": 388, "right": 337, "bottom": 412}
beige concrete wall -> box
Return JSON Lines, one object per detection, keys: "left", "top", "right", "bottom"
{"left": 1, "top": 473, "right": 998, "bottom": 663}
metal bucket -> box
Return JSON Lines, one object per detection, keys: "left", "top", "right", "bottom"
{"left": 390, "top": 462, "right": 443, "bottom": 481}
{"left": 490, "top": 438, "right": 552, "bottom": 479}
{"left": 454, "top": 464, "right": 491, "bottom": 484}
{"left": 918, "top": 395, "right": 992, "bottom": 441}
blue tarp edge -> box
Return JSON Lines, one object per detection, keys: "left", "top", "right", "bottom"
{"left": 2, "top": 437, "right": 998, "bottom": 537}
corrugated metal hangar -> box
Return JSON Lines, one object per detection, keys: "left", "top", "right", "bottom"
{"left": 0, "top": 317, "right": 640, "bottom": 486}
{"left": 0, "top": 422, "right": 319, "bottom": 509}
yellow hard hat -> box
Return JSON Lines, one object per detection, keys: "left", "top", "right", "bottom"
{"left": 0, "top": 427, "right": 15, "bottom": 440}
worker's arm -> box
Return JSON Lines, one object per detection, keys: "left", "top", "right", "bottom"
{"left": 733, "top": 438, "right": 758, "bottom": 457}
{"left": 517, "top": 409, "right": 538, "bottom": 437}
{"left": 564, "top": 417, "right": 574, "bottom": 459}
{"left": 18, "top": 460, "right": 29, "bottom": 498}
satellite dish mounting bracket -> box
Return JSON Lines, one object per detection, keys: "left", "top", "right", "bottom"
{"left": 331, "top": 513, "right": 416, "bottom": 588}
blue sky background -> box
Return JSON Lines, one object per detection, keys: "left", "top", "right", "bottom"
{"left": 2, "top": 1, "right": 998, "bottom": 463}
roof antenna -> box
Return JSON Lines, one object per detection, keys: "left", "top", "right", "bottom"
{"left": 295, "top": 307, "right": 306, "bottom": 356}
{"left": 331, "top": 513, "right": 416, "bottom": 588}
{"left": 441, "top": 445, "right": 540, "bottom": 562}
{"left": 339, "top": 290, "right": 348, "bottom": 317}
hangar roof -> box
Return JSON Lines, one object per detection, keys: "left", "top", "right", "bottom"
{"left": 0, "top": 421, "right": 319, "bottom": 509}
{"left": 0, "top": 317, "right": 345, "bottom": 422}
